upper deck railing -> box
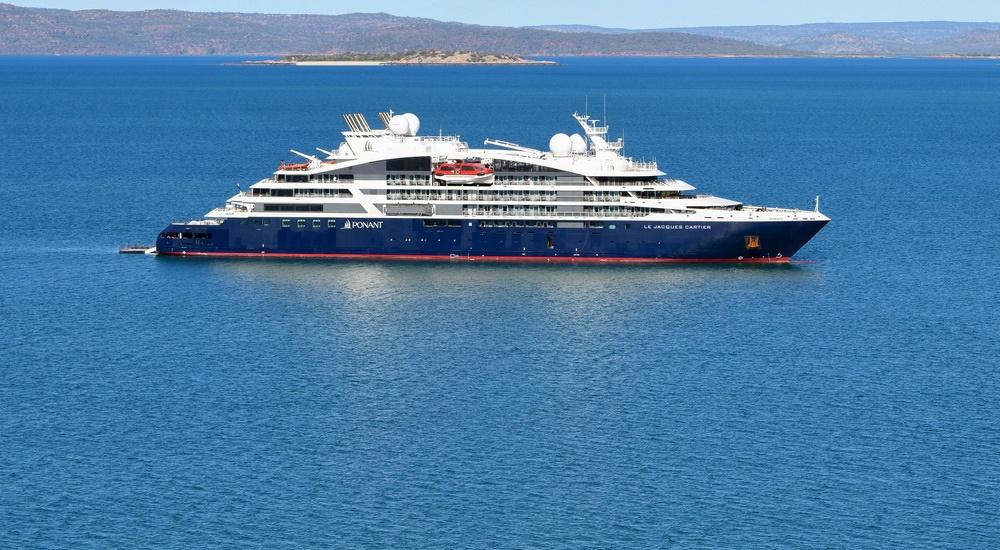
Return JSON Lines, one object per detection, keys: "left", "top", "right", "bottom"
{"left": 253, "top": 176, "right": 683, "bottom": 188}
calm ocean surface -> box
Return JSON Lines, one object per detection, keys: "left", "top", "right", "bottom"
{"left": 1, "top": 56, "right": 999, "bottom": 547}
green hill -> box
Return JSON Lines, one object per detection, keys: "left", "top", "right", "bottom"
{"left": 0, "top": 3, "right": 796, "bottom": 56}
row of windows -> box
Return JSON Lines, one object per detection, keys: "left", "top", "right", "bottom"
{"left": 387, "top": 189, "right": 561, "bottom": 201}
{"left": 463, "top": 205, "right": 559, "bottom": 216}
{"left": 595, "top": 176, "right": 658, "bottom": 184}
{"left": 635, "top": 190, "right": 683, "bottom": 199}
{"left": 493, "top": 175, "right": 560, "bottom": 183}
{"left": 463, "top": 205, "right": 658, "bottom": 218}
{"left": 251, "top": 188, "right": 352, "bottom": 198}
{"left": 240, "top": 218, "right": 338, "bottom": 228}
{"left": 387, "top": 174, "right": 431, "bottom": 184}
{"left": 423, "top": 219, "right": 464, "bottom": 227}
{"left": 312, "top": 174, "right": 353, "bottom": 183}
{"left": 280, "top": 219, "right": 338, "bottom": 229}
{"left": 385, "top": 190, "right": 627, "bottom": 202}
{"left": 582, "top": 206, "right": 664, "bottom": 215}
{"left": 160, "top": 231, "right": 211, "bottom": 239}
{"left": 478, "top": 220, "right": 558, "bottom": 228}
{"left": 274, "top": 174, "right": 354, "bottom": 183}
{"left": 261, "top": 204, "right": 325, "bottom": 212}
{"left": 492, "top": 159, "right": 572, "bottom": 174}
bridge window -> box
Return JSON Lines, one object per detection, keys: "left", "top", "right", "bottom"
{"left": 262, "top": 204, "right": 324, "bottom": 212}
{"left": 386, "top": 156, "right": 431, "bottom": 172}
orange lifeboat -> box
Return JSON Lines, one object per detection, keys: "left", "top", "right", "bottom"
{"left": 278, "top": 161, "right": 310, "bottom": 171}
{"left": 433, "top": 162, "right": 494, "bottom": 184}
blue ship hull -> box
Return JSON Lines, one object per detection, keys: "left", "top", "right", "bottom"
{"left": 156, "top": 217, "right": 827, "bottom": 263}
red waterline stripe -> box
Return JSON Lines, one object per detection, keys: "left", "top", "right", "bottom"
{"left": 156, "top": 251, "right": 792, "bottom": 264}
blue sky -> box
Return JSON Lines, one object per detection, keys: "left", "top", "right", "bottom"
{"left": 13, "top": 0, "right": 1000, "bottom": 27}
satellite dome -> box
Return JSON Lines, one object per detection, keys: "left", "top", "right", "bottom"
{"left": 569, "top": 133, "right": 587, "bottom": 154}
{"left": 549, "top": 133, "right": 572, "bottom": 157}
{"left": 402, "top": 113, "right": 420, "bottom": 136}
{"left": 388, "top": 115, "right": 410, "bottom": 136}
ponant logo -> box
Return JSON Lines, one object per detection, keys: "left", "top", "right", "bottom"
{"left": 343, "top": 220, "right": 383, "bottom": 230}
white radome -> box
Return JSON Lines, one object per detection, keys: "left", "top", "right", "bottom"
{"left": 569, "top": 133, "right": 587, "bottom": 154}
{"left": 549, "top": 133, "right": 572, "bottom": 156}
{"left": 403, "top": 113, "right": 420, "bottom": 136}
{"left": 388, "top": 115, "right": 410, "bottom": 136}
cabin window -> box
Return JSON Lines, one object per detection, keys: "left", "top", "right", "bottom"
{"left": 313, "top": 219, "right": 321, "bottom": 228}
{"left": 297, "top": 219, "right": 305, "bottom": 228}
{"left": 328, "top": 219, "right": 337, "bottom": 228}
{"left": 281, "top": 219, "right": 290, "bottom": 228}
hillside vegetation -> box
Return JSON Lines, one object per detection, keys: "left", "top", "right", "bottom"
{"left": 0, "top": 3, "right": 794, "bottom": 56}
{"left": 531, "top": 21, "right": 1000, "bottom": 55}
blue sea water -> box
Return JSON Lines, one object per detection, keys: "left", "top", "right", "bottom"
{"left": 1, "top": 56, "right": 1000, "bottom": 547}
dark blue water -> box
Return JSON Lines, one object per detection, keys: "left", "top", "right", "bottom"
{"left": 2, "top": 56, "right": 999, "bottom": 547}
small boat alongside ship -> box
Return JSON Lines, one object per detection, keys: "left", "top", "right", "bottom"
{"left": 153, "top": 110, "right": 829, "bottom": 262}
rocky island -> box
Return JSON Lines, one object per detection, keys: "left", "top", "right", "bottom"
{"left": 248, "top": 50, "right": 556, "bottom": 66}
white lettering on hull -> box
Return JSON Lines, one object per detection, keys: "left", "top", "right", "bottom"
{"left": 643, "top": 224, "right": 713, "bottom": 230}
{"left": 343, "top": 220, "right": 384, "bottom": 230}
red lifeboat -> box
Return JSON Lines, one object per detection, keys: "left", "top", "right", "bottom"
{"left": 278, "top": 161, "right": 310, "bottom": 171}
{"left": 433, "top": 162, "right": 494, "bottom": 184}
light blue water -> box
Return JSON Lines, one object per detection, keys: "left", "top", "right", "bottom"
{"left": 1, "top": 56, "right": 1000, "bottom": 547}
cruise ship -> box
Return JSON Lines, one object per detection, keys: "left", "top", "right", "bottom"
{"left": 155, "top": 110, "right": 829, "bottom": 262}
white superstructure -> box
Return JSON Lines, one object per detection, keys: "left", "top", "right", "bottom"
{"left": 211, "top": 110, "right": 828, "bottom": 226}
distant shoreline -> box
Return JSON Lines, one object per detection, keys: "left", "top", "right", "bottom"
{"left": 236, "top": 54, "right": 1000, "bottom": 66}
{"left": 245, "top": 51, "right": 558, "bottom": 66}
{"left": 245, "top": 59, "right": 557, "bottom": 66}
